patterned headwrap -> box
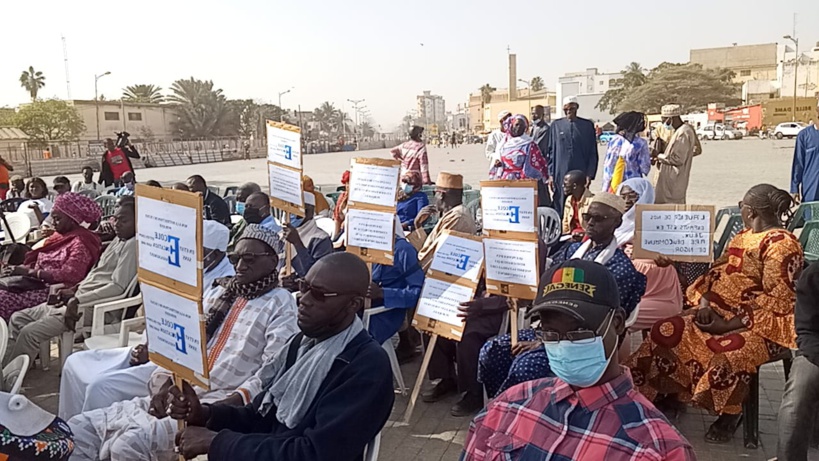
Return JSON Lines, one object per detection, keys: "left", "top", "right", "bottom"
{"left": 402, "top": 171, "right": 423, "bottom": 189}
{"left": 52, "top": 192, "right": 103, "bottom": 228}
{"left": 340, "top": 170, "right": 351, "bottom": 185}
{"left": 239, "top": 223, "right": 283, "bottom": 254}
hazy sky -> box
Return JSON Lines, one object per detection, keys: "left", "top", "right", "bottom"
{"left": 1, "top": 0, "right": 817, "bottom": 129}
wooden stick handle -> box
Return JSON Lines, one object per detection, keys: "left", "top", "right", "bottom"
{"left": 284, "top": 213, "right": 292, "bottom": 276}
{"left": 404, "top": 334, "right": 437, "bottom": 424}
{"left": 173, "top": 374, "right": 186, "bottom": 461}
{"left": 509, "top": 298, "right": 519, "bottom": 348}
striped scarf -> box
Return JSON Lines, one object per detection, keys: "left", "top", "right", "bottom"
{"left": 204, "top": 272, "right": 279, "bottom": 341}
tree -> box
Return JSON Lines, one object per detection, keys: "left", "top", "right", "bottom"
{"left": 122, "top": 84, "right": 165, "bottom": 103}
{"left": 360, "top": 121, "right": 375, "bottom": 138}
{"left": 227, "top": 99, "right": 260, "bottom": 138}
{"left": 19, "top": 66, "right": 46, "bottom": 101}
{"left": 313, "top": 102, "right": 338, "bottom": 133}
{"left": 597, "top": 62, "right": 647, "bottom": 114}
{"left": 617, "top": 63, "right": 741, "bottom": 114}
{"left": 479, "top": 84, "right": 496, "bottom": 105}
{"left": 530, "top": 76, "right": 545, "bottom": 92}
{"left": 167, "top": 77, "right": 235, "bottom": 138}
{"left": 12, "top": 99, "right": 84, "bottom": 145}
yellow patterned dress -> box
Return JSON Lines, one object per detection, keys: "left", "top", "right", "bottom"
{"left": 627, "top": 228, "right": 803, "bottom": 415}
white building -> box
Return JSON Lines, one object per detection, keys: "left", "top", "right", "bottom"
{"left": 556, "top": 68, "right": 623, "bottom": 124}
{"left": 779, "top": 41, "right": 819, "bottom": 100}
{"left": 416, "top": 91, "right": 446, "bottom": 126}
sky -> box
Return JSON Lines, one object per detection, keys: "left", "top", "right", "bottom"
{"left": 1, "top": 0, "right": 817, "bottom": 130}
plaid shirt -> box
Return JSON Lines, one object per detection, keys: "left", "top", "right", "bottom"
{"left": 461, "top": 369, "right": 696, "bottom": 461}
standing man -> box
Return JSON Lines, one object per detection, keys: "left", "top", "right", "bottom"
{"left": 532, "top": 105, "right": 553, "bottom": 206}
{"left": 791, "top": 100, "right": 819, "bottom": 203}
{"left": 548, "top": 97, "right": 598, "bottom": 218}
{"left": 652, "top": 104, "right": 701, "bottom": 205}
{"left": 98, "top": 138, "right": 140, "bottom": 188}
{"left": 0, "top": 153, "right": 14, "bottom": 200}
{"left": 486, "top": 110, "right": 512, "bottom": 166}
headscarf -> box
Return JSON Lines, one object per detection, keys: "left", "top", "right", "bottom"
{"left": 492, "top": 114, "right": 549, "bottom": 181}
{"left": 399, "top": 171, "right": 423, "bottom": 201}
{"left": 52, "top": 192, "right": 103, "bottom": 229}
{"left": 302, "top": 175, "right": 330, "bottom": 214}
{"left": 614, "top": 178, "right": 655, "bottom": 246}
{"left": 613, "top": 111, "right": 646, "bottom": 138}
{"left": 333, "top": 170, "right": 351, "bottom": 221}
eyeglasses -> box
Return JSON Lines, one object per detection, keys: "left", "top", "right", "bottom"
{"left": 581, "top": 212, "right": 611, "bottom": 223}
{"left": 298, "top": 279, "right": 354, "bottom": 302}
{"left": 534, "top": 311, "right": 613, "bottom": 344}
{"left": 621, "top": 192, "right": 640, "bottom": 202}
{"left": 227, "top": 252, "right": 274, "bottom": 265}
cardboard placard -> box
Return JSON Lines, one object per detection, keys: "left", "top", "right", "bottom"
{"left": 633, "top": 204, "right": 716, "bottom": 263}
{"left": 142, "top": 281, "right": 209, "bottom": 388}
{"left": 268, "top": 162, "right": 305, "bottom": 216}
{"left": 412, "top": 232, "right": 483, "bottom": 342}
{"left": 266, "top": 121, "right": 302, "bottom": 170}
{"left": 348, "top": 157, "right": 401, "bottom": 210}
{"left": 484, "top": 237, "right": 539, "bottom": 300}
{"left": 480, "top": 180, "right": 538, "bottom": 240}
{"left": 136, "top": 185, "right": 203, "bottom": 298}
{"left": 345, "top": 208, "right": 395, "bottom": 265}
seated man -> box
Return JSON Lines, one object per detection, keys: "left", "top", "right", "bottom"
{"left": 187, "top": 175, "right": 231, "bottom": 227}
{"left": 67, "top": 225, "right": 299, "bottom": 461}
{"left": 73, "top": 165, "right": 104, "bottom": 196}
{"left": 114, "top": 171, "right": 136, "bottom": 197}
{"left": 281, "top": 192, "right": 333, "bottom": 278}
{"left": 3, "top": 197, "right": 136, "bottom": 366}
{"left": 168, "top": 252, "right": 394, "bottom": 461}
{"left": 366, "top": 218, "right": 424, "bottom": 344}
{"left": 479, "top": 193, "right": 646, "bottom": 398}
{"left": 58, "top": 219, "right": 235, "bottom": 421}
{"left": 415, "top": 172, "right": 477, "bottom": 271}
{"left": 53, "top": 176, "right": 72, "bottom": 195}
{"left": 243, "top": 192, "right": 282, "bottom": 233}
{"left": 228, "top": 182, "right": 262, "bottom": 252}
{"left": 561, "top": 169, "right": 594, "bottom": 239}
{"left": 462, "top": 260, "right": 695, "bottom": 460}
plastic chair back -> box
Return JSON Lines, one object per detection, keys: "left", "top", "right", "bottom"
{"left": 207, "top": 185, "right": 220, "bottom": 196}
{"left": 2, "top": 212, "right": 32, "bottom": 244}
{"left": 223, "top": 186, "right": 238, "bottom": 197}
{"left": 363, "top": 432, "right": 381, "bottom": 461}
{"left": 3, "top": 355, "right": 30, "bottom": 394}
{"left": 799, "top": 220, "right": 819, "bottom": 264}
{"left": 0, "top": 318, "right": 8, "bottom": 365}
{"left": 95, "top": 195, "right": 118, "bottom": 217}
{"left": 0, "top": 198, "right": 27, "bottom": 213}
{"left": 537, "top": 207, "right": 561, "bottom": 247}
{"left": 788, "top": 201, "right": 819, "bottom": 233}
{"left": 223, "top": 195, "right": 237, "bottom": 214}
{"left": 77, "top": 189, "right": 100, "bottom": 199}
{"left": 715, "top": 214, "right": 744, "bottom": 257}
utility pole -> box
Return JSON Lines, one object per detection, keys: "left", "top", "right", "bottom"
{"left": 62, "top": 35, "right": 71, "bottom": 99}
{"left": 347, "top": 99, "right": 365, "bottom": 135}
{"left": 784, "top": 34, "right": 799, "bottom": 121}
{"left": 278, "top": 88, "right": 292, "bottom": 122}
{"left": 94, "top": 71, "right": 111, "bottom": 141}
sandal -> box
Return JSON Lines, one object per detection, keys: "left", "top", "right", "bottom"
{"left": 705, "top": 414, "right": 743, "bottom": 444}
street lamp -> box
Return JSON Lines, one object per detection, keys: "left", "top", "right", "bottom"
{"left": 518, "top": 78, "right": 532, "bottom": 114}
{"left": 94, "top": 71, "right": 111, "bottom": 141}
{"left": 278, "top": 88, "right": 293, "bottom": 121}
{"left": 784, "top": 35, "right": 799, "bottom": 121}
{"left": 347, "top": 98, "right": 365, "bottom": 131}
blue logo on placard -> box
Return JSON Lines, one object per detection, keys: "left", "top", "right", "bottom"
{"left": 284, "top": 145, "right": 292, "bottom": 160}
{"left": 174, "top": 324, "right": 187, "bottom": 353}
{"left": 456, "top": 254, "right": 470, "bottom": 270}
{"left": 508, "top": 206, "right": 521, "bottom": 224}
{"left": 167, "top": 235, "right": 181, "bottom": 267}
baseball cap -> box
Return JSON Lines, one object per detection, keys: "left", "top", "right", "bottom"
{"left": 527, "top": 259, "right": 620, "bottom": 328}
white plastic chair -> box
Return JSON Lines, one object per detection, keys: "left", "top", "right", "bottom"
{"left": 362, "top": 308, "right": 407, "bottom": 395}
{"left": 95, "top": 195, "right": 118, "bottom": 217}
{"left": 83, "top": 295, "right": 144, "bottom": 351}
{"left": 315, "top": 217, "right": 335, "bottom": 238}
{"left": 363, "top": 432, "right": 381, "bottom": 461}
{"left": 1, "top": 212, "right": 33, "bottom": 244}
{"left": 3, "top": 355, "right": 30, "bottom": 394}
{"left": 0, "top": 317, "right": 8, "bottom": 362}
{"left": 625, "top": 304, "right": 641, "bottom": 329}
{"left": 537, "top": 207, "right": 561, "bottom": 247}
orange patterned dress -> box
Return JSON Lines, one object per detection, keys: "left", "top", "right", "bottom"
{"left": 627, "top": 228, "right": 803, "bottom": 415}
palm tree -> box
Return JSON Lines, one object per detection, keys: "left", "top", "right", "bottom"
{"left": 530, "top": 76, "right": 545, "bottom": 92}
{"left": 479, "top": 84, "right": 496, "bottom": 105}
{"left": 19, "top": 66, "right": 46, "bottom": 101}
{"left": 167, "top": 77, "right": 235, "bottom": 138}
{"left": 122, "top": 84, "right": 165, "bottom": 103}
{"left": 621, "top": 62, "right": 647, "bottom": 88}
{"left": 312, "top": 102, "right": 337, "bottom": 133}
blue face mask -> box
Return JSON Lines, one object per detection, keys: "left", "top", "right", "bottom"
{"left": 664, "top": 122, "right": 673, "bottom": 130}
{"left": 401, "top": 183, "right": 414, "bottom": 194}
{"left": 289, "top": 214, "right": 304, "bottom": 227}
{"left": 542, "top": 314, "right": 615, "bottom": 387}
{"left": 235, "top": 201, "right": 246, "bottom": 215}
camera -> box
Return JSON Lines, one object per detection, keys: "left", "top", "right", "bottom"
{"left": 115, "top": 131, "right": 131, "bottom": 148}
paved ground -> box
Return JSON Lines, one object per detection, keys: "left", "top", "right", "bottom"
{"left": 26, "top": 137, "right": 818, "bottom": 460}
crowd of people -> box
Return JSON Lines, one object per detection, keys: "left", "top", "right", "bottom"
{"left": 0, "top": 100, "right": 817, "bottom": 461}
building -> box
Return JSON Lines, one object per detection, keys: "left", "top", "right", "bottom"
{"left": 67, "top": 100, "right": 177, "bottom": 143}
{"left": 689, "top": 43, "right": 781, "bottom": 83}
{"left": 742, "top": 80, "right": 780, "bottom": 104}
{"left": 416, "top": 91, "right": 446, "bottom": 128}
{"left": 556, "top": 68, "right": 623, "bottom": 124}
{"left": 779, "top": 42, "right": 819, "bottom": 100}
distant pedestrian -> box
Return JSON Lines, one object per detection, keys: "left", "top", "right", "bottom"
{"left": 391, "top": 125, "right": 432, "bottom": 185}
{"left": 652, "top": 104, "right": 701, "bottom": 204}
{"left": 791, "top": 101, "right": 819, "bottom": 203}
{"left": 547, "top": 97, "right": 598, "bottom": 218}
{"left": 602, "top": 111, "right": 650, "bottom": 193}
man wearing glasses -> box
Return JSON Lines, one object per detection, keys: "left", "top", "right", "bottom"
{"left": 479, "top": 193, "right": 645, "bottom": 398}
{"left": 463, "top": 260, "right": 694, "bottom": 460}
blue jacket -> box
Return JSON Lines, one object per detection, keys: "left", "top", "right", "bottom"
{"left": 206, "top": 330, "right": 394, "bottom": 461}
{"left": 368, "top": 238, "right": 424, "bottom": 344}
{"left": 396, "top": 191, "right": 429, "bottom": 230}
{"left": 791, "top": 126, "right": 819, "bottom": 202}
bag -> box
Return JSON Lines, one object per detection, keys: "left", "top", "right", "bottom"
{"left": 0, "top": 275, "right": 47, "bottom": 293}
{"left": 406, "top": 228, "right": 427, "bottom": 251}
{"left": 0, "top": 243, "right": 31, "bottom": 266}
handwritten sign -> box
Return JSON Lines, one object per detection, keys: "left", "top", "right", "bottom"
{"left": 268, "top": 162, "right": 304, "bottom": 209}
{"left": 137, "top": 195, "right": 200, "bottom": 292}
{"left": 633, "top": 204, "right": 716, "bottom": 263}
{"left": 484, "top": 238, "right": 539, "bottom": 299}
{"left": 142, "top": 282, "right": 207, "bottom": 384}
{"left": 415, "top": 279, "right": 475, "bottom": 335}
{"left": 349, "top": 161, "right": 400, "bottom": 208}
{"left": 480, "top": 180, "right": 537, "bottom": 234}
{"left": 267, "top": 121, "right": 302, "bottom": 170}
{"left": 430, "top": 232, "right": 484, "bottom": 283}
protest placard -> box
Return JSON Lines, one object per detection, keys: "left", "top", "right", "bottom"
{"left": 480, "top": 180, "right": 538, "bottom": 238}
{"left": 135, "top": 184, "right": 209, "bottom": 391}
{"left": 633, "top": 204, "right": 716, "bottom": 263}
{"left": 345, "top": 157, "right": 401, "bottom": 265}
{"left": 266, "top": 120, "right": 304, "bottom": 217}
{"left": 483, "top": 237, "right": 539, "bottom": 300}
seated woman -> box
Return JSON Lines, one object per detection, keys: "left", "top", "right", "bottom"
{"left": 396, "top": 171, "right": 429, "bottom": 231}
{"left": 627, "top": 184, "right": 803, "bottom": 443}
{"left": 19, "top": 177, "right": 54, "bottom": 228}
{"left": 0, "top": 192, "right": 102, "bottom": 320}
{"left": 0, "top": 392, "right": 74, "bottom": 460}
{"left": 615, "top": 178, "right": 683, "bottom": 332}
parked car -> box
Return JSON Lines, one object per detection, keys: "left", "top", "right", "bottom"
{"left": 696, "top": 124, "right": 743, "bottom": 140}
{"left": 598, "top": 131, "right": 616, "bottom": 143}
{"left": 773, "top": 122, "right": 806, "bottom": 139}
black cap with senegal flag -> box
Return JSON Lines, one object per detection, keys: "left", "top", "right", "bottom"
{"left": 527, "top": 259, "right": 621, "bottom": 329}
